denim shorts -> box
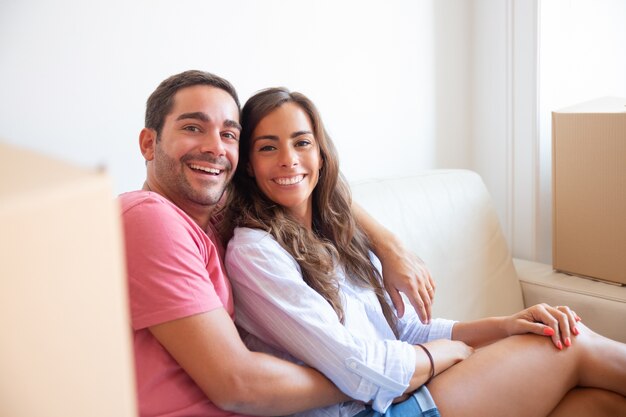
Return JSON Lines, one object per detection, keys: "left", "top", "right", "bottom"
{"left": 353, "top": 386, "right": 440, "bottom": 417}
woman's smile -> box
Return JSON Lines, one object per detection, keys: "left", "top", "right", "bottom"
{"left": 273, "top": 174, "right": 306, "bottom": 186}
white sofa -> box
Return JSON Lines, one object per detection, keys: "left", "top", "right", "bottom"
{"left": 351, "top": 169, "right": 626, "bottom": 343}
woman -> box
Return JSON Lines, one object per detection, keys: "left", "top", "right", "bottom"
{"left": 223, "top": 87, "right": 626, "bottom": 417}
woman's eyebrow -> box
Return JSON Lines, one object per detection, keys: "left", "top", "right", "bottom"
{"left": 291, "top": 130, "right": 313, "bottom": 138}
{"left": 252, "top": 135, "right": 278, "bottom": 142}
{"left": 253, "top": 130, "right": 313, "bottom": 142}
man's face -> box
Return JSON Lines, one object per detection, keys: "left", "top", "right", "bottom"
{"left": 145, "top": 85, "right": 240, "bottom": 214}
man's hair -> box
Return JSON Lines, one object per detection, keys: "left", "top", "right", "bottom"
{"left": 145, "top": 70, "right": 240, "bottom": 138}
{"left": 223, "top": 87, "right": 398, "bottom": 336}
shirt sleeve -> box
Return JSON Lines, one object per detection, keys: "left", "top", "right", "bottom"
{"left": 396, "top": 302, "right": 456, "bottom": 343}
{"left": 122, "top": 196, "right": 224, "bottom": 330}
{"left": 225, "top": 229, "right": 416, "bottom": 413}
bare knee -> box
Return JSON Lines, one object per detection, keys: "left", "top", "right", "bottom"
{"left": 549, "top": 388, "right": 626, "bottom": 417}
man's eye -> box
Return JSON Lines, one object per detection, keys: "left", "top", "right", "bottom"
{"left": 184, "top": 126, "right": 201, "bottom": 132}
{"left": 223, "top": 132, "right": 239, "bottom": 141}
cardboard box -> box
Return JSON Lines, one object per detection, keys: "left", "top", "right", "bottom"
{"left": 0, "top": 142, "right": 137, "bottom": 417}
{"left": 552, "top": 97, "right": 626, "bottom": 285}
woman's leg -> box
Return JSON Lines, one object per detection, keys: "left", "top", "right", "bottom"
{"left": 548, "top": 388, "right": 626, "bottom": 417}
{"left": 426, "top": 323, "right": 626, "bottom": 417}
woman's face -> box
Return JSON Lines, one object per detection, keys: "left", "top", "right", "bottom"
{"left": 248, "top": 102, "right": 323, "bottom": 228}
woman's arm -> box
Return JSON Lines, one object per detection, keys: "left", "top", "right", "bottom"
{"left": 451, "top": 304, "right": 581, "bottom": 349}
{"left": 353, "top": 202, "right": 435, "bottom": 323}
{"left": 407, "top": 339, "right": 473, "bottom": 391}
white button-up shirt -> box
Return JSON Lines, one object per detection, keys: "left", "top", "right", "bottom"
{"left": 225, "top": 227, "right": 454, "bottom": 416}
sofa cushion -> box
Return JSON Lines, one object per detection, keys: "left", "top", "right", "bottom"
{"left": 351, "top": 170, "right": 524, "bottom": 321}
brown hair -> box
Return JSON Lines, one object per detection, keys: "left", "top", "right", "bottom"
{"left": 145, "top": 70, "right": 240, "bottom": 139}
{"left": 223, "top": 87, "right": 397, "bottom": 335}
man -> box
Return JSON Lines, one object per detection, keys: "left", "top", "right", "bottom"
{"left": 120, "top": 70, "right": 435, "bottom": 416}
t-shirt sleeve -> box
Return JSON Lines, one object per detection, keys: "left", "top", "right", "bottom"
{"left": 122, "top": 197, "right": 224, "bottom": 330}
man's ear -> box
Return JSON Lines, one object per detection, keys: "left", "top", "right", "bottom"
{"left": 139, "top": 128, "right": 157, "bottom": 161}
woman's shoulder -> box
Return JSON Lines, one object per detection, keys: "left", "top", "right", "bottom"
{"left": 227, "top": 227, "right": 280, "bottom": 254}
{"left": 231, "top": 227, "right": 271, "bottom": 243}
{"left": 225, "top": 227, "right": 301, "bottom": 274}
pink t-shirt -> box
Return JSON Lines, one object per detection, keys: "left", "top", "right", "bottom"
{"left": 120, "top": 191, "right": 244, "bottom": 417}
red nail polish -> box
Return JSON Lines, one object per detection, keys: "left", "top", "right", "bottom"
{"left": 556, "top": 341, "right": 563, "bottom": 350}
{"left": 564, "top": 337, "right": 571, "bottom": 347}
{"left": 575, "top": 315, "right": 582, "bottom": 322}
{"left": 543, "top": 327, "right": 555, "bottom": 336}
{"left": 572, "top": 326, "right": 579, "bottom": 335}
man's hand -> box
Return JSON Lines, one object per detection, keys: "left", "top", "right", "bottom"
{"left": 378, "top": 240, "right": 435, "bottom": 323}
{"left": 352, "top": 202, "right": 436, "bottom": 323}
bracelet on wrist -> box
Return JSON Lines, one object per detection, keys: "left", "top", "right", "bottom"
{"left": 416, "top": 343, "right": 435, "bottom": 385}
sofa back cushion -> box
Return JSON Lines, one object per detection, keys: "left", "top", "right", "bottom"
{"left": 351, "top": 170, "right": 524, "bottom": 321}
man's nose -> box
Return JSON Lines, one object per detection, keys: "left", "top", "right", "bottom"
{"left": 199, "top": 131, "right": 226, "bottom": 156}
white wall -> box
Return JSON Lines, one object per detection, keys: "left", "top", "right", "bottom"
{"left": 0, "top": 0, "right": 472, "bottom": 196}
{"left": 12, "top": 0, "right": 624, "bottom": 266}
{"left": 470, "top": 0, "right": 540, "bottom": 261}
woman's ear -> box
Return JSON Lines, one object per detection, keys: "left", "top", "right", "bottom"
{"left": 139, "top": 128, "right": 157, "bottom": 161}
{"left": 246, "top": 163, "right": 255, "bottom": 177}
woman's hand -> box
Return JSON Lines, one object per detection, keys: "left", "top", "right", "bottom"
{"left": 505, "top": 304, "right": 581, "bottom": 349}
{"left": 379, "top": 242, "right": 436, "bottom": 323}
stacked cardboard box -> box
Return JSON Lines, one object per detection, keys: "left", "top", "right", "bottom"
{"left": 552, "top": 97, "right": 626, "bottom": 285}
{"left": 0, "top": 142, "right": 136, "bottom": 417}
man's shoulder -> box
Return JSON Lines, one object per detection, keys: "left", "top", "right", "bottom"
{"left": 119, "top": 191, "right": 219, "bottom": 263}
{"left": 118, "top": 190, "right": 172, "bottom": 213}
{"left": 118, "top": 190, "right": 202, "bottom": 239}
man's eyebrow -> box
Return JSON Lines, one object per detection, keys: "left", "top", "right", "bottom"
{"left": 176, "top": 112, "right": 209, "bottom": 122}
{"left": 225, "top": 119, "right": 242, "bottom": 131}
{"left": 175, "top": 112, "right": 241, "bottom": 131}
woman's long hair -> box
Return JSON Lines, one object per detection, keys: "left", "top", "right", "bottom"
{"left": 222, "top": 87, "right": 397, "bottom": 335}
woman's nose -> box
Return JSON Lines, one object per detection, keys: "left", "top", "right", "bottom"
{"left": 278, "top": 147, "right": 298, "bottom": 167}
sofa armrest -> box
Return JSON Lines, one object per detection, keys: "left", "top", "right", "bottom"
{"left": 513, "top": 258, "right": 626, "bottom": 343}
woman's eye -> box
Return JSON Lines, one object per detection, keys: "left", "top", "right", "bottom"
{"left": 258, "top": 145, "right": 275, "bottom": 152}
{"left": 296, "top": 139, "right": 312, "bottom": 147}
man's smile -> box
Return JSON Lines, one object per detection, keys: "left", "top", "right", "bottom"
{"left": 188, "top": 163, "right": 222, "bottom": 175}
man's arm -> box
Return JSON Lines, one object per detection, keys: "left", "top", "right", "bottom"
{"left": 150, "top": 308, "right": 349, "bottom": 416}
{"left": 353, "top": 202, "right": 435, "bottom": 323}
